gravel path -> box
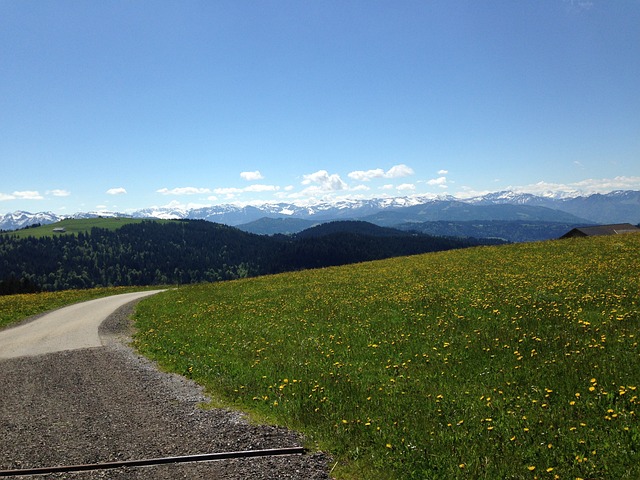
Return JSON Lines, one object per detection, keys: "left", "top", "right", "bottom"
{"left": 0, "top": 300, "right": 331, "bottom": 479}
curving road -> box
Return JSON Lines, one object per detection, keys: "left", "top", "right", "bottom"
{"left": 0, "top": 290, "right": 164, "bottom": 359}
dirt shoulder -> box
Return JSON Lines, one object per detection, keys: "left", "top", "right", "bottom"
{"left": 0, "top": 300, "right": 331, "bottom": 479}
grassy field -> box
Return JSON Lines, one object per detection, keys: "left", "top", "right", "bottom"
{"left": 1, "top": 217, "right": 167, "bottom": 239}
{"left": 132, "top": 234, "right": 640, "bottom": 479}
{"left": 0, "top": 286, "right": 162, "bottom": 329}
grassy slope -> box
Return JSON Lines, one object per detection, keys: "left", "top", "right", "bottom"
{"left": 132, "top": 233, "right": 640, "bottom": 479}
{"left": 1, "top": 218, "right": 171, "bottom": 239}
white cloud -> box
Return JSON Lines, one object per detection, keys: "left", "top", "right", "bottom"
{"left": 348, "top": 164, "right": 414, "bottom": 181}
{"left": 427, "top": 176, "right": 448, "bottom": 187}
{"left": 213, "top": 184, "right": 280, "bottom": 195}
{"left": 213, "top": 187, "right": 243, "bottom": 195}
{"left": 302, "top": 170, "right": 347, "bottom": 191}
{"left": 564, "top": 0, "right": 594, "bottom": 13}
{"left": 12, "top": 190, "right": 44, "bottom": 200}
{"left": 106, "top": 187, "right": 127, "bottom": 195}
{"left": 240, "top": 170, "right": 264, "bottom": 181}
{"left": 438, "top": 169, "right": 449, "bottom": 175}
{"left": 570, "top": 175, "right": 640, "bottom": 191}
{"left": 454, "top": 187, "right": 494, "bottom": 199}
{"left": 152, "top": 199, "right": 212, "bottom": 211}
{"left": 348, "top": 168, "right": 385, "bottom": 181}
{"left": 1, "top": 188, "right": 70, "bottom": 201}
{"left": 386, "top": 164, "right": 414, "bottom": 178}
{"left": 396, "top": 183, "right": 416, "bottom": 191}
{"left": 157, "top": 187, "right": 211, "bottom": 195}
{"left": 502, "top": 176, "right": 640, "bottom": 197}
{"left": 244, "top": 184, "right": 279, "bottom": 192}
{"left": 48, "top": 189, "right": 71, "bottom": 197}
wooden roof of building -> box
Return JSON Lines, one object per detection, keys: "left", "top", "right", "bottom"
{"left": 560, "top": 223, "right": 640, "bottom": 239}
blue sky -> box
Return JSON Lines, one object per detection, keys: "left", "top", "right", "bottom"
{"left": 1, "top": 0, "right": 639, "bottom": 214}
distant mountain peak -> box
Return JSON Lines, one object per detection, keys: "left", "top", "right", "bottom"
{"left": 1, "top": 189, "right": 639, "bottom": 232}
{"left": 0, "top": 211, "right": 62, "bottom": 231}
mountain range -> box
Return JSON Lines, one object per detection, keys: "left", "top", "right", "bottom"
{"left": 2, "top": 190, "right": 639, "bottom": 237}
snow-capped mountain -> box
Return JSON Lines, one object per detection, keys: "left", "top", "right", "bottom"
{"left": 459, "top": 190, "right": 640, "bottom": 224}
{"left": 1, "top": 190, "right": 639, "bottom": 232}
{"left": 0, "top": 211, "right": 63, "bottom": 231}
{"left": 70, "top": 211, "right": 128, "bottom": 220}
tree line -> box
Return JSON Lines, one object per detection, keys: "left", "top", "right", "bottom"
{"left": 0, "top": 220, "right": 497, "bottom": 294}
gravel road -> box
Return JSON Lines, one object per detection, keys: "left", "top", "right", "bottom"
{"left": 0, "top": 291, "right": 164, "bottom": 360}
{"left": 0, "top": 297, "right": 331, "bottom": 479}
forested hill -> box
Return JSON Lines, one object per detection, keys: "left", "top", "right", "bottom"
{"left": 293, "top": 220, "right": 413, "bottom": 238}
{"left": 0, "top": 220, "right": 501, "bottom": 294}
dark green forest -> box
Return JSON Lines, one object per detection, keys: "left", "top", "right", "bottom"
{"left": 0, "top": 220, "right": 501, "bottom": 294}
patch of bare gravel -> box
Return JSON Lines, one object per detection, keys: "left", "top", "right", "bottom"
{"left": 0, "top": 300, "right": 331, "bottom": 479}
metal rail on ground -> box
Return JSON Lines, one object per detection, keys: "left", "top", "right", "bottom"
{"left": 0, "top": 447, "right": 306, "bottom": 477}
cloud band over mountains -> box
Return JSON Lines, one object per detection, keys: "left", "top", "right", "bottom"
{"left": 2, "top": 169, "right": 640, "bottom": 214}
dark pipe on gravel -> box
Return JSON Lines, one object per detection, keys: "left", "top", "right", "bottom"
{"left": 0, "top": 447, "right": 306, "bottom": 477}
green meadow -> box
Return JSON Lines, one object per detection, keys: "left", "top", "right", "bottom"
{"left": 132, "top": 234, "right": 640, "bottom": 479}
{"left": 1, "top": 217, "right": 165, "bottom": 239}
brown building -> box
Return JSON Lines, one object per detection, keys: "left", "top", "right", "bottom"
{"left": 560, "top": 223, "right": 640, "bottom": 239}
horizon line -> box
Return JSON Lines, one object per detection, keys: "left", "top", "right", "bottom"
{"left": 2, "top": 187, "right": 638, "bottom": 218}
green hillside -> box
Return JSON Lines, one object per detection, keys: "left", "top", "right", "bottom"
{"left": 2, "top": 217, "right": 155, "bottom": 239}
{"left": 132, "top": 233, "right": 640, "bottom": 479}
